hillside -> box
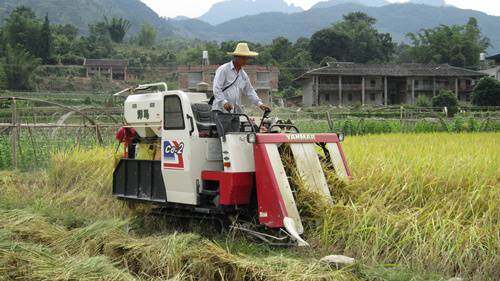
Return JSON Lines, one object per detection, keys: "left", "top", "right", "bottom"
{"left": 410, "top": 0, "right": 446, "bottom": 6}
{"left": 0, "top": 1, "right": 498, "bottom": 53}
{"left": 312, "top": 0, "right": 389, "bottom": 9}
{"left": 0, "top": 0, "right": 177, "bottom": 37}
{"left": 172, "top": 3, "right": 500, "bottom": 52}
{"left": 312, "top": 0, "right": 445, "bottom": 9}
{"left": 198, "top": 0, "right": 303, "bottom": 25}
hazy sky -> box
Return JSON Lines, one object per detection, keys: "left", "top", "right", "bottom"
{"left": 140, "top": 0, "right": 500, "bottom": 18}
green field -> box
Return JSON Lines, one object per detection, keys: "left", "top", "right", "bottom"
{"left": 0, "top": 132, "right": 498, "bottom": 280}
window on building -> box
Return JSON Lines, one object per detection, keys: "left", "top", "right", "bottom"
{"left": 164, "top": 95, "right": 185, "bottom": 130}
{"left": 415, "top": 80, "right": 419, "bottom": 87}
{"left": 348, "top": 93, "right": 353, "bottom": 101}
{"left": 319, "top": 76, "right": 335, "bottom": 84}
{"left": 466, "top": 80, "right": 471, "bottom": 87}
{"left": 370, "top": 93, "right": 376, "bottom": 101}
{"left": 370, "top": 79, "right": 376, "bottom": 87}
{"left": 344, "top": 77, "right": 358, "bottom": 85}
{"left": 257, "top": 72, "right": 271, "bottom": 82}
{"left": 325, "top": 94, "right": 330, "bottom": 101}
{"left": 188, "top": 72, "right": 203, "bottom": 82}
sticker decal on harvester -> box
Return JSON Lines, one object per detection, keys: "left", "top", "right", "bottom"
{"left": 163, "top": 141, "right": 185, "bottom": 170}
{"left": 285, "top": 134, "right": 315, "bottom": 141}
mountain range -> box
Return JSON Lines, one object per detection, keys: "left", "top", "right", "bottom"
{"left": 312, "top": 0, "right": 390, "bottom": 9}
{"left": 198, "top": 0, "right": 303, "bottom": 25}
{"left": 172, "top": 3, "right": 500, "bottom": 52}
{"left": 311, "top": 0, "right": 445, "bottom": 9}
{"left": 0, "top": 0, "right": 175, "bottom": 37}
{"left": 0, "top": 0, "right": 498, "bottom": 53}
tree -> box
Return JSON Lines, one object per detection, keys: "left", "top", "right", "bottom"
{"left": 2, "top": 7, "right": 42, "bottom": 58}
{"left": 283, "top": 86, "right": 297, "bottom": 98}
{"left": 89, "top": 21, "right": 110, "bottom": 39}
{"left": 310, "top": 27, "right": 350, "bottom": 63}
{"left": 319, "top": 56, "right": 337, "bottom": 67}
{"left": 51, "top": 24, "right": 81, "bottom": 63}
{"left": 309, "top": 12, "right": 394, "bottom": 63}
{"left": 0, "top": 62, "right": 7, "bottom": 90}
{"left": 432, "top": 90, "right": 459, "bottom": 116}
{"left": 52, "top": 24, "right": 78, "bottom": 40}
{"left": 105, "top": 17, "right": 131, "bottom": 43}
{"left": 403, "top": 17, "right": 489, "bottom": 68}
{"left": 471, "top": 76, "right": 500, "bottom": 106}
{"left": 84, "top": 22, "right": 114, "bottom": 58}
{"left": 269, "top": 37, "right": 294, "bottom": 62}
{"left": 3, "top": 44, "right": 41, "bottom": 90}
{"left": 137, "top": 24, "right": 157, "bottom": 48}
{"left": 40, "top": 13, "right": 52, "bottom": 63}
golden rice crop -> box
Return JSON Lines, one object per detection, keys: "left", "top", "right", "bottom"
{"left": 0, "top": 150, "right": 349, "bottom": 280}
{"left": 0, "top": 132, "right": 498, "bottom": 280}
{"left": 316, "top": 132, "right": 499, "bottom": 280}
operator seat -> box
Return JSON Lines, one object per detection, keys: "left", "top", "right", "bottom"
{"left": 191, "top": 103, "right": 217, "bottom": 137}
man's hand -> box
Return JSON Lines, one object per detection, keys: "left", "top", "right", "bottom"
{"left": 224, "top": 102, "right": 234, "bottom": 111}
{"left": 259, "top": 104, "right": 271, "bottom": 112}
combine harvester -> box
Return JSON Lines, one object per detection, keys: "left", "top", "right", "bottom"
{"left": 113, "top": 83, "right": 351, "bottom": 246}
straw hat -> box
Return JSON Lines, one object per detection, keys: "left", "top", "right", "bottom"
{"left": 227, "top": 42, "right": 259, "bottom": 57}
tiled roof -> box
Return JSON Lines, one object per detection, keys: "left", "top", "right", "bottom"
{"left": 486, "top": 53, "right": 500, "bottom": 61}
{"left": 83, "top": 59, "right": 129, "bottom": 67}
{"left": 296, "top": 62, "right": 486, "bottom": 80}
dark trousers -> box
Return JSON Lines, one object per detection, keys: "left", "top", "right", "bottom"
{"left": 212, "top": 110, "right": 240, "bottom": 137}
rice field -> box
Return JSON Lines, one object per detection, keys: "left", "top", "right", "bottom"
{"left": 0, "top": 132, "right": 498, "bottom": 280}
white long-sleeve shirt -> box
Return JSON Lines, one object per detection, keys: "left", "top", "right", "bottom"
{"left": 212, "top": 61, "right": 263, "bottom": 113}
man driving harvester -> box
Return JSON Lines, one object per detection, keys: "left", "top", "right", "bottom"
{"left": 212, "top": 43, "right": 271, "bottom": 135}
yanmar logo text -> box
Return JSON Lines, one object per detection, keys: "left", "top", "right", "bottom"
{"left": 285, "top": 134, "right": 316, "bottom": 141}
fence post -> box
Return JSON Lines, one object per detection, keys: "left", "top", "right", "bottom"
{"left": 326, "top": 111, "right": 334, "bottom": 132}
{"left": 11, "top": 98, "right": 18, "bottom": 170}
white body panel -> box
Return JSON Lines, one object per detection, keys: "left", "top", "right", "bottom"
{"left": 186, "top": 92, "right": 211, "bottom": 104}
{"left": 222, "top": 134, "right": 255, "bottom": 173}
{"left": 123, "top": 88, "right": 225, "bottom": 206}
{"left": 265, "top": 143, "right": 304, "bottom": 234}
{"left": 124, "top": 93, "right": 163, "bottom": 137}
{"left": 160, "top": 91, "right": 223, "bottom": 205}
{"left": 326, "top": 143, "right": 349, "bottom": 180}
{"left": 290, "top": 143, "right": 333, "bottom": 204}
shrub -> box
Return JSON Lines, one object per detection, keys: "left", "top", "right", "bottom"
{"left": 432, "top": 90, "right": 459, "bottom": 116}
{"left": 91, "top": 73, "right": 106, "bottom": 93}
{"left": 416, "top": 95, "right": 431, "bottom": 107}
{"left": 472, "top": 76, "right": 500, "bottom": 106}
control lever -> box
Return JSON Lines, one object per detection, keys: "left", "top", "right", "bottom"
{"left": 258, "top": 108, "right": 272, "bottom": 132}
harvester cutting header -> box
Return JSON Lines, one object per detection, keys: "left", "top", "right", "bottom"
{"left": 112, "top": 43, "right": 351, "bottom": 246}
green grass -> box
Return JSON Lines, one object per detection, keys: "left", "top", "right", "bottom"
{"left": 0, "top": 133, "right": 498, "bottom": 280}
{"left": 0, "top": 127, "right": 118, "bottom": 170}
{"left": 295, "top": 116, "right": 500, "bottom": 134}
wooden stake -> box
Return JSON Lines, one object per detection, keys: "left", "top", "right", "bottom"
{"left": 11, "top": 98, "right": 18, "bottom": 170}
{"left": 326, "top": 111, "right": 334, "bottom": 132}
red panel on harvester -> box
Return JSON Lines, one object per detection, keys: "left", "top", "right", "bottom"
{"left": 201, "top": 171, "right": 254, "bottom": 205}
{"left": 255, "top": 133, "right": 340, "bottom": 144}
{"left": 253, "top": 143, "right": 287, "bottom": 228}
